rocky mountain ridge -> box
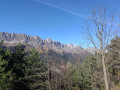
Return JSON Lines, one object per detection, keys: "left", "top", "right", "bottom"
{"left": 0, "top": 32, "right": 83, "bottom": 54}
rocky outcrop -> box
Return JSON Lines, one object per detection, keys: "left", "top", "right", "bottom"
{"left": 0, "top": 32, "right": 83, "bottom": 54}
{"left": 0, "top": 32, "right": 43, "bottom": 46}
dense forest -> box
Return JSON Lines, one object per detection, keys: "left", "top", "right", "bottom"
{"left": 0, "top": 36, "right": 120, "bottom": 90}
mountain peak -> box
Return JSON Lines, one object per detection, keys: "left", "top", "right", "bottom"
{"left": 0, "top": 32, "right": 84, "bottom": 53}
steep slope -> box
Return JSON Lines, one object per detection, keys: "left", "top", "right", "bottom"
{"left": 0, "top": 32, "right": 84, "bottom": 53}
{"left": 0, "top": 32, "right": 90, "bottom": 66}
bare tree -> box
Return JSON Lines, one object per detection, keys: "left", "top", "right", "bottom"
{"left": 84, "top": 5, "right": 119, "bottom": 90}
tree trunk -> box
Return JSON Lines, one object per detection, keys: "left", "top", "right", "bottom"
{"left": 101, "top": 50, "right": 109, "bottom": 90}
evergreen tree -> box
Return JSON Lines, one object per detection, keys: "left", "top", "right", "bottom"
{"left": 107, "top": 36, "right": 120, "bottom": 88}
{"left": 0, "top": 44, "right": 13, "bottom": 90}
{"left": 26, "top": 49, "right": 48, "bottom": 90}
{"left": 0, "top": 43, "right": 29, "bottom": 90}
{"left": 71, "top": 55, "right": 104, "bottom": 90}
{"left": 71, "top": 56, "right": 93, "bottom": 90}
{"left": 8, "top": 44, "right": 29, "bottom": 90}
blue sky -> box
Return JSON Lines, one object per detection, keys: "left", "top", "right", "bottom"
{"left": 0, "top": 0, "right": 120, "bottom": 45}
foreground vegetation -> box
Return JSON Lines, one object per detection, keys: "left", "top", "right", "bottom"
{"left": 0, "top": 43, "right": 47, "bottom": 90}
{"left": 0, "top": 36, "right": 120, "bottom": 90}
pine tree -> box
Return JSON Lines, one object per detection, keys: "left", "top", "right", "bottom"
{"left": 107, "top": 36, "right": 120, "bottom": 88}
{"left": 26, "top": 49, "right": 48, "bottom": 90}
{"left": 0, "top": 43, "right": 29, "bottom": 90}
{"left": 0, "top": 44, "right": 13, "bottom": 90}
{"left": 8, "top": 44, "right": 29, "bottom": 90}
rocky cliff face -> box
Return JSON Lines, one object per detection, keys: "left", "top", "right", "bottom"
{"left": 0, "top": 32, "right": 83, "bottom": 54}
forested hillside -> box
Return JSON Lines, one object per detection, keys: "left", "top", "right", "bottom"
{"left": 0, "top": 36, "right": 120, "bottom": 90}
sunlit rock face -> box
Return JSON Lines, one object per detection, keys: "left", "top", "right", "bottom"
{"left": 0, "top": 32, "right": 43, "bottom": 46}
{"left": 0, "top": 32, "right": 96, "bottom": 56}
{"left": 0, "top": 32, "right": 86, "bottom": 53}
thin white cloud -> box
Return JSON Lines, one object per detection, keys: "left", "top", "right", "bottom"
{"left": 32, "top": 0, "right": 86, "bottom": 18}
